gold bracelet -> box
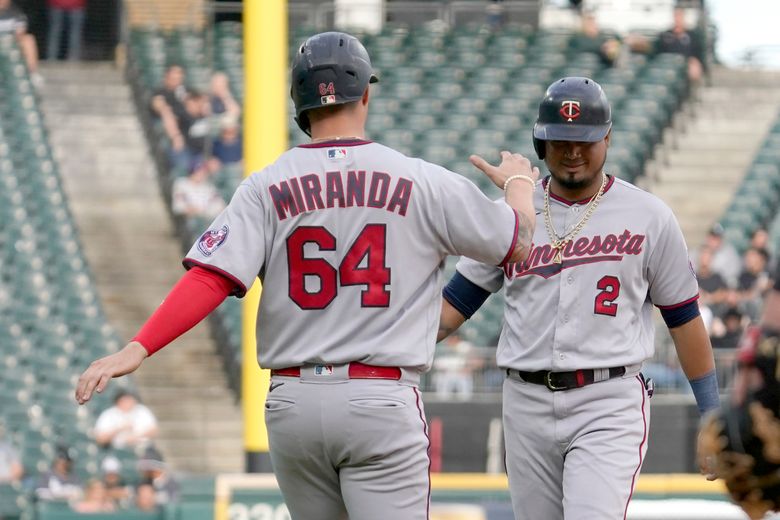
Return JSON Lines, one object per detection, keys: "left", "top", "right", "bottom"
{"left": 503, "top": 174, "right": 536, "bottom": 192}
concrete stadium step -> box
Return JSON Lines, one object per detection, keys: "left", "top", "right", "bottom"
{"left": 653, "top": 168, "right": 745, "bottom": 184}
{"left": 39, "top": 61, "right": 242, "bottom": 475}
{"left": 644, "top": 65, "right": 780, "bottom": 249}
{"left": 663, "top": 151, "right": 754, "bottom": 169}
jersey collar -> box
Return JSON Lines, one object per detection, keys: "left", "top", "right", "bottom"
{"left": 297, "top": 138, "right": 373, "bottom": 149}
{"left": 542, "top": 174, "right": 615, "bottom": 206}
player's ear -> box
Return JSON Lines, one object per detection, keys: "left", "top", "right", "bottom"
{"left": 604, "top": 128, "right": 612, "bottom": 147}
{"left": 361, "top": 87, "right": 370, "bottom": 106}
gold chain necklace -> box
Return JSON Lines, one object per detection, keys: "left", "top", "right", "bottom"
{"left": 543, "top": 173, "right": 608, "bottom": 264}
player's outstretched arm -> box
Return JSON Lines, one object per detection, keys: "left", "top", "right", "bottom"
{"left": 470, "top": 151, "right": 539, "bottom": 263}
{"left": 75, "top": 342, "right": 148, "bottom": 404}
{"left": 74, "top": 266, "right": 237, "bottom": 405}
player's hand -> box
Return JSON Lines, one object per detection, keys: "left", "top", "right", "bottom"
{"left": 469, "top": 151, "right": 540, "bottom": 190}
{"left": 75, "top": 341, "right": 148, "bottom": 405}
{"left": 696, "top": 427, "right": 718, "bottom": 481}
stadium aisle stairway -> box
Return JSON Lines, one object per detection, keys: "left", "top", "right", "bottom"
{"left": 646, "top": 67, "right": 780, "bottom": 250}
{"left": 37, "top": 61, "right": 242, "bottom": 475}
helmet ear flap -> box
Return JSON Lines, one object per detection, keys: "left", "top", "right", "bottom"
{"left": 533, "top": 136, "right": 545, "bottom": 160}
{"left": 295, "top": 113, "right": 312, "bottom": 137}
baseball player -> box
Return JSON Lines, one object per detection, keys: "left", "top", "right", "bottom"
{"left": 75, "top": 32, "right": 540, "bottom": 520}
{"left": 438, "top": 77, "right": 719, "bottom": 520}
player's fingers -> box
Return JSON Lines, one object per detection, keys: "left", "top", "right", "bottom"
{"left": 95, "top": 373, "right": 111, "bottom": 395}
{"left": 76, "top": 358, "right": 109, "bottom": 404}
{"left": 76, "top": 373, "right": 99, "bottom": 405}
{"left": 469, "top": 154, "right": 490, "bottom": 172}
{"left": 531, "top": 166, "right": 541, "bottom": 181}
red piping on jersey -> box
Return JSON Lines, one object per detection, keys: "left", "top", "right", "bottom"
{"left": 183, "top": 258, "right": 248, "bottom": 297}
{"left": 543, "top": 175, "right": 615, "bottom": 206}
{"left": 656, "top": 294, "right": 700, "bottom": 310}
{"left": 297, "top": 139, "right": 373, "bottom": 149}
{"left": 413, "top": 387, "right": 432, "bottom": 519}
{"left": 133, "top": 266, "right": 236, "bottom": 355}
{"left": 623, "top": 376, "right": 648, "bottom": 520}
{"left": 499, "top": 210, "right": 521, "bottom": 266}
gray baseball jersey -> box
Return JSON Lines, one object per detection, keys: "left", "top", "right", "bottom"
{"left": 184, "top": 139, "right": 518, "bottom": 371}
{"left": 457, "top": 175, "right": 698, "bottom": 371}
{"left": 456, "top": 175, "right": 697, "bottom": 520}
{"left": 184, "top": 138, "right": 519, "bottom": 520}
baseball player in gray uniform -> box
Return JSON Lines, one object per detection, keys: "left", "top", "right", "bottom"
{"left": 438, "top": 77, "right": 720, "bottom": 520}
{"left": 75, "top": 32, "right": 540, "bottom": 519}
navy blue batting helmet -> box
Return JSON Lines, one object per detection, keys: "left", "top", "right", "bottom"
{"left": 532, "top": 77, "right": 612, "bottom": 160}
{"left": 291, "top": 32, "right": 378, "bottom": 136}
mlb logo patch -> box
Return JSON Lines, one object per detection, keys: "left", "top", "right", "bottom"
{"left": 327, "top": 148, "right": 347, "bottom": 160}
{"left": 197, "top": 225, "right": 229, "bottom": 257}
{"left": 314, "top": 365, "right": 333, "bottom": 376}
{"left": 321, "top": 94, "right": 336, "bottom": 105}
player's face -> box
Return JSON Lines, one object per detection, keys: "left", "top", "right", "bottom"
{"left": 545, "top": 131, "right": 609, "bottom": 194}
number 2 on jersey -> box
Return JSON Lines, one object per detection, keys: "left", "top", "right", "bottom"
{"left": 286, "top": 224, "right": 391, "bottom": 310}
{"left": 594, "top": 275, "right": 620, "bottom": 316}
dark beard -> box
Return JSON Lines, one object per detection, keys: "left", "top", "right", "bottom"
{"left": 551, "top": 155, "right": 608, "bottom": 192}
{"left": 554, "top": 175, "right": 591, "bottom": 191}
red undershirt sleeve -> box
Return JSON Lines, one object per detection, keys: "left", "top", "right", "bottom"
{"left": 132, "top": 266, "right": 237, "bottom": 356}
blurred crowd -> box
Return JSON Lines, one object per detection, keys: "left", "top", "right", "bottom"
{"left": 693, "top": 224, "right": 774, "bottom": 350}
{"left": 0, "top": 390, "right": 179, "bottom": 514}
{"left": 149, "top": 65, "right": 242, "bottom": 221}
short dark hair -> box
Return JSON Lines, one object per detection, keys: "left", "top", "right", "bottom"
{"left": 113, "top": 389, "right": 136, "bottom": 403}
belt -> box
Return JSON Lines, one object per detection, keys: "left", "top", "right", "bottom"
{"left": 507, "top": 366, "right": 626, "bottom": 391}
{"left": 271, "top": 362, "right": 402, "bottom": 380}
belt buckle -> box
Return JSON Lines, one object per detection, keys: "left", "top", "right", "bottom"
{"left": 544, "top": 371, "right": 567, "bottom": 391}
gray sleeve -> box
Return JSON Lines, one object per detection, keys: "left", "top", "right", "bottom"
{"left": 455, "top": 255, "right": 505, "bottom": 293}
{"left": 647, "top": 209, "right": 699, "bottom": 307}
{"left": 430, "top": 165, "right": 518, "bottom": 266}
{"left": 183, "top": 180, "right": 267, "bottom": 296}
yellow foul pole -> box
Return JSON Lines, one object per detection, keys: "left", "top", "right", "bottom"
{"left": 242, "top": 0, "right": 288, "bottom": 473}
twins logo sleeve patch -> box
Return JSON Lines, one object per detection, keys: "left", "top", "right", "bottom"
{"left": 197, "top": 225, "right": 230, "bottom": 256}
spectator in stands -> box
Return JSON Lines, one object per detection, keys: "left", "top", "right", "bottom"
{"left": 485, "top": 0, "right": 505, "bottom": 30}
{"left": 0, "top": 0, "right": 43, "bottom": 87}
{"left": 151, "top": 64, "right": 189, "bottom": 121}
{"left": 692, "top": 223, "right": 741, "bottom": 288}
{"left": 696, "top": 246, "right": 730, "bottom": 318}
{"left": 570, "top": 12, "right": 622, "bottom": 67}
{"left": 133, "top": 482, "right": 159, "bottom": 512}
{"left": 737, "top": 247, "right": 772, "bottom": 322}
{"left": 0, "top": 421, "right": 22, "bottom": 484}
{"left": 751, "top": 228, "right": 769, "bottom": 251}
{"left": 209, "top": 71, "right": 241, "bottom": 119}
{"left": 172, "top": 157, "right": 226, "bottom": 219}
{"left": 433, "top": 334, "right": 481, "bottom": 400}
{"left": 45, "top": 0, "right": 85, "bottom": 61}
{"left": 656, "top": 6, "right": 704, "bottom": 83}
{"left": 163, "top": 90, "right": 211, "bottom": 172}
{"left": 72, "top": 478, "right": 116, "bottom": 513}
{"left": 100, "top": 455, "right": 132, "bottom": 508}
{"left": 710, "top": 306, "right": 745, "bottom": 350}
{"left": 94, "top": 390, "right": 158, "bottom": 450}
{"left": 212, "top": 115, "right": 242, "bottom": 167}
{"left": 35, "top": 447, "right": 82, "bottom": 502}
{"left": 137, "top": 447, "right": 179, "bottom": 504}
